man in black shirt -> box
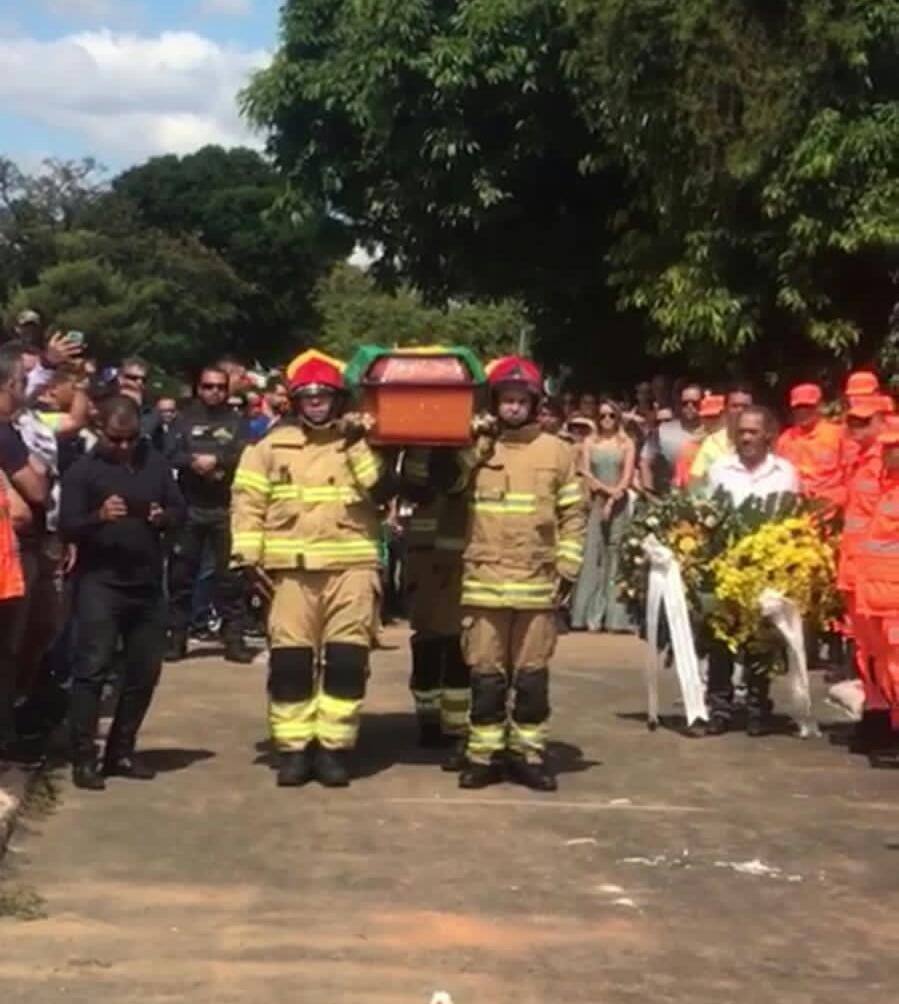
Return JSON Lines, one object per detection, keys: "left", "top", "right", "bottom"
{"left": 61, "top": 395, "right": 185, "bottom": 790}
{"left": 167, "top": 366, "right": 251, "bottom": 663}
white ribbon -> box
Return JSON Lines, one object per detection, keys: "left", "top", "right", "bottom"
{"left": 642, "top": 535, "right": 708, "bottom": 727}
{"left": 758, "top": 589, "right": 821, "bottom": 738}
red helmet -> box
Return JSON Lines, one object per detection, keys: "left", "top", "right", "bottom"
{"left": 286, "top": 350, "right": 345, "bottom": 397}
{"left": 486, "top": 355, "right": 542, "bottom": 397}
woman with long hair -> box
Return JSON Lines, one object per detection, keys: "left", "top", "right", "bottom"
{"left": 571, "top": 399, "right": 636, "bottom": 632}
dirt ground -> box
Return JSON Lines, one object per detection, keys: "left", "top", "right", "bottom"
{"left": 2, "top": 626, "right": 898, "bottom": 1003}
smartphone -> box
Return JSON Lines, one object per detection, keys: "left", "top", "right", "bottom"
{"left": 127, "top": 500, "right": 151, "bottom": 519}
{"left": 66, "top": 330, "right": 86, "bottom": 347}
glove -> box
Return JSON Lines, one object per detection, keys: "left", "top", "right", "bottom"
{"left": 339, "top": 411, "right": 375, "bottom": 445}
{"left": 471, "top": 412, "right": 499, "bottom": 438}
{"left": 554, "top": 577, "right": 575, "bottom": 609}
{"left": 240, "top": 564, "right": 274, "bottom": 600}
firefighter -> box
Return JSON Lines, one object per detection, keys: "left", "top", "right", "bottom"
{"left": 230, "top": 350, "right": 386, "bottom": 788}
{"left": 399, "top": 448, "right": 470, "bottom": 767}
{"left": 854, "top": 417, "right": 899, "bottom": 765}
{"left": 452, "top": 356, "right": 586, "bottom": 791}
{"left": 776, "top": 383, "right": 846, "bottom": 510}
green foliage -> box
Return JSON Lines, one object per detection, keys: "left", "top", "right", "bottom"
{"left": 245, "top": 0, "right": 899, "bottom": 377}
{"left": 0, "top": 150, "right": 349, "bottom": 370}
{"left": 314, "top": 262, "right": 528, "bottom": 360}
{"left": 8, "top": 226, "right": 252, "bottom": 370}
{"left": 113, "top": 146, "right": 352, "bottom": 356}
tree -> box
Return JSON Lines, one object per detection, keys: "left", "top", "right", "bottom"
{"left": 314, "top": 262, "right": 528, "bottom": 360}
{"left": 244, "top": 0, "right": 899, "bottom": 381}
{"left": 112, "top": 146, "right": 353, "bottom": 359}
{"left": 8, "top": 225, "right": 253, "bottom": 371}
{"left": 242, "top": 0, "right": 635, "bottom": 374}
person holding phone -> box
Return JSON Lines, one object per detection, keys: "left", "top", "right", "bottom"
{"left": 60, "top": 394, "right": 185, "bottom": 790}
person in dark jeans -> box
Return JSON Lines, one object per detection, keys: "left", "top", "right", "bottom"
{"left": 167, "top": 366, "right": 252, "bottom": 663}
{"left": 60, "top": 395, "right": 185, "bottom": 790}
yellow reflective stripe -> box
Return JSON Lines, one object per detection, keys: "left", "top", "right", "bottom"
{"left": 467, "top": 724, "right": 506, "bottom": 760}
{"left": 233, "top": 531, "right": 264, "bottom": 546}
{"left": 412, "top": 689, "right": 442, "bottom": 711}
{"left": 234, "top": 469, "right": 271, "bottom": 494}
{"left": 270, "top": 485, "right": 360, "bottom": 503}
{"left": 351, "top": 454, "right": 381, "bottom": 479}
{"left": 556, "top": 482, "right": 582, "bottom": 508}
{"left": 269, "top": 698, "right": 318, "bottom": 748}
{"left": 557, "top": 539, "right": 584, "bottom": 560}
{"left": 508, "top": 721, "right": 548, "bottom": 756}
{"left": 463, "top": 579, "right": 554, "bottom": 595}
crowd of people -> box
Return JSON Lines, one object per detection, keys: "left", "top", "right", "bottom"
{"left": 1, "top": 308, "right": 898, "bottom": 793}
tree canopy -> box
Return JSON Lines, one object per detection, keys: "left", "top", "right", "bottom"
{"left": 244, "top": 0, "right": 899, "bottom": 381}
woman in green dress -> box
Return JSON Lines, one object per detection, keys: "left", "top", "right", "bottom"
{"left": 571, "top": 400, "right": 636, "bottom": 632}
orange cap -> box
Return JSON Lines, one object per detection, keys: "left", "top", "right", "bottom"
{"left": 848, "top": 395, "right": 888, "bottom": 419}
{"left": 845, "top": 371, "right": 879, "bottom": 397}
{"left": 877, "top": 415, "right": 899, "bottom": 445}
{"left": 789, "top": 383, "right": 822, "bottom": 408}
{"left": 699, "top": 394, "right": 724, "bottom": 418}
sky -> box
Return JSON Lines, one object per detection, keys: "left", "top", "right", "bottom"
{"left": 0, "top": 0, "right": 281, "bottom": 173}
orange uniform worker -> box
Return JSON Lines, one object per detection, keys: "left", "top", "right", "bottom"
{"left": 673, "top": 395, "right": 724, "bottom": 489}
{"left": 854, "top": 418, "right": 899, "bottom": 757}
{"left": 775, "top": 383, "right": 846, "bottom": 509}
{"left": 841, "top": 371, "right": 883, "bottom": 471}
{"left": 838, "top": 396, "right": 889, "bottom": 708}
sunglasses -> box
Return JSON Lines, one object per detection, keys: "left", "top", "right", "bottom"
{"left": 106, "top": 432, "right": 138, "bottom": 445}
{"left": 681, "top": 398, "right": 701, "bottom": 407}
{"left": 201, "top": 383, "right": 228, "bottom": 391}
{"left": 122, "top": 372, "right": 146, "bottom": 383}
{"left": 598, "top": 410, "right": 617, "bottom": 419}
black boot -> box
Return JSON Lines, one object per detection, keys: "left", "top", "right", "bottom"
{"left": 102, "top": 752, "right": 156, "bottom": 780}
{"left": 224, "top": 635, "right": 255, "bottom": 665}
{"left": 441, "top": 738, "right": 467, "bottom": 773}
{"left": 507, "top": 754, "right": 557, "bottom": 792}
{"left": 277, "top": 749, "right": 314, "bottom": 787}
{"left": 72, "top": 754, "right": 106, "bottom": 791}
{"left": 850, "top": 710, "right": 893, "bottom": 754}
{"left": 418, "top": 718, "right": 451, "bottom": 749}
{"left": 315, "top": 746, "right": 351, "bottom": 787}
{"left": 165, "top": 631, "right": 188, "bottom": 663}
{"left": 458, "top": 760, "right": 504, "bottom": 789}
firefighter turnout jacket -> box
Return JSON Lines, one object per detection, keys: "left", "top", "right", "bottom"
{"left": 457, "top": 424, "right": 586, "bottom": 608}
{"left": 230, "top": 420, "right": 383, "bottom": 571}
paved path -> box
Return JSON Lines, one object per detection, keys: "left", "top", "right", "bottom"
{"left": 2, "top": 628, "right": 899, "bottom": 1003}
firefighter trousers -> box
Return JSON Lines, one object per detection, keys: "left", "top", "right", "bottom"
{"left": 409, "top": 634, "right": 471, "bottom": 736}
{"left": 267, "top": 567, "right": 379, "bottom": 752}
{"left": 461, "top": 607, "right": 557, "bottom": 765}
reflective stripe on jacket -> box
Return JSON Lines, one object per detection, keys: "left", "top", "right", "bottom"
{"left": 837, "top": 443, "right": 882, "bottom": 593}
{"left": 230, "top": 421, "right": 383, "bottom": 571}
{"left": 458, "top": 424, "right": 586, "bottom": 609}
{"left": 856, "top": 474, "right": 899, "bottom": 615}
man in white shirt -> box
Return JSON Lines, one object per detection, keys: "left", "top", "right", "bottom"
{"left": 693, "top": 406, "right": 799, "bottom": 738}
{"left": 708, "top": 406, "right": 799, "bottom": 505}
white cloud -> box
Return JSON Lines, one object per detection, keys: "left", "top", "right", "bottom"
{"left": 0, "top": 30, "right": 270, "bottom": 162}
{"left": 197, "top": 0, "right": 253, "bottom": 15}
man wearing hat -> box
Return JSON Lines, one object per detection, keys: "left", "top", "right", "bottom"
{"left": 839, "top": 395, "right": 892, "bottom": 750}
{"left": 776, "top": 383, "right": 846, "bottom": 510}
{"left": 853, "top": 416, "right": 899, "bottom": 765}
